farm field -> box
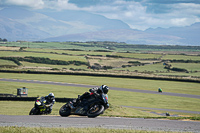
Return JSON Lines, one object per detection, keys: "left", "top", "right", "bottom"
{"left": 0, "top": 42, "right": 200, "bottom": 81}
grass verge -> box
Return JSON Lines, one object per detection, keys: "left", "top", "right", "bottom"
{"left": 0, "top": 126, "right": 189, "bottom": 133}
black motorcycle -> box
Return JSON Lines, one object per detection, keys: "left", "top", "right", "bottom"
{"left": 59, "top": 92, "right": 109, "bottom": 118}
{"left": 29, "top": 97, "right": 51, "bottom": 115}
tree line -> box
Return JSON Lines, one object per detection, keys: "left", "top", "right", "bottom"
{"left": 0, "top": 38, "right": 7, "bottom": 42}
{"left": 162, "top": 59, "right": 200, "bottom": 63}
{"left": 0, "top": 56, "right": 89, "bottom": 66}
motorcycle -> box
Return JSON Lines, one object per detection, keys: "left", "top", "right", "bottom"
{"left": 29, "top": 97, "right": 51, "bottom": 115}
{"left": 59, "top": 92, "right": 109, "bottom": 118}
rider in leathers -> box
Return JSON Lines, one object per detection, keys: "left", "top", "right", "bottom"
{"left": 44, "top": 93, "right": 55, "bottom": 113}
{"left": 70, "top": 85, "right": 109, "bottom": 108}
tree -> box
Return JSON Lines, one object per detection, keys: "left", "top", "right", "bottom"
{"left": 0, "top": 38, "right": 7, "bottom": 42}
{"left": 3, "top": 38, "right": 7, "bottom": 42}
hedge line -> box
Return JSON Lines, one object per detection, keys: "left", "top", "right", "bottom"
{"left": 0, "top": 56, "right": 89, "bottom": 66}
{"left": 0, "top": 70, "right": 199, "bottom": 83}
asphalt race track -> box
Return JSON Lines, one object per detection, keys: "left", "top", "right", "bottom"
{"left": 0, "top": 115, "right": 200, "bottom": 132}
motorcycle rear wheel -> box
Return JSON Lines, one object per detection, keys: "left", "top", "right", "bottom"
{"left": 87, "top": 104, "right": 104, "bottom": 118}
{"left": 29, "top": 107, "right": 39, "bottom": 115}
{"left": 59, "top": 104, "right": 71, "bottom": 117}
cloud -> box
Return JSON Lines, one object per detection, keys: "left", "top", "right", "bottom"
{"left": 43, "top": 0, "right": 80, "bottom": 10}
{"left": 0, "top": 0, "right": 79, "bottom": 10}
{"left": 0, "top": 0, "right": 200, "bottom": 30}
{"left": 1, "top": 0, "right": 45, "bottom": 9}
{"left": 81, "top": 0, "right": 200, "bottom": 30}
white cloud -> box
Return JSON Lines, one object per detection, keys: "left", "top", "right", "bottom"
{"left": 4, "top": 0, "right": 44, "bottom": 9}
{"left": 43, "top": 0, "right": 79, "bottom": 10}
{"left": 82, "top": 1, "right": 200, "bottom": 30}
{"left": 1, "top": 0, "right": 200, "bottom": 30}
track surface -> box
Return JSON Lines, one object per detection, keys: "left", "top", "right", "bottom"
{"left": 0, "top": 115, "right": 200, "bottom": 132}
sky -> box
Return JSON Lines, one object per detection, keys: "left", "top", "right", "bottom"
{"left": 0, "top": 0, "right": 200, "bottom": 30}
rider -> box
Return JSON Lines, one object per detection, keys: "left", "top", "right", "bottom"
{"left": 70, "top": 85, "right": 109, "bottom": 108}
{"left": 44, "top": 93, "right": 55, "bottom": 113}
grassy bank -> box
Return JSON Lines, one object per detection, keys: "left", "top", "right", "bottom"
{"left": 0, "top": 126, "right": 188, "bottom": 133}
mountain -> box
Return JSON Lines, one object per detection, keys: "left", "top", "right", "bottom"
{"left": 0, "top": 14, "right": 50, "bottom": 41}
{"left": 145, "top": 22, "right": 200, "bottom": 45}
{"left": 0, "top": 7, "right": 131, "bottom": 41}
{"left": 44, "top": 23, "right": 200, "bottom": 45}
{"left": 43, "top": 29, "right": 183, "bottom": 45}
{"left": 39, "top": 10, "right": 131, "bottom": 31}
{"left": 0, "top": 7, "right": 199, "bottom": 45}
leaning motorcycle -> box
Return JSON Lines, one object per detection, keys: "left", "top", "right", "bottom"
{"left": 59, "top": 92, "right": 109, "bottom": 118}
{"left": 29, "top": 97, "right": 51, "bottom": 115}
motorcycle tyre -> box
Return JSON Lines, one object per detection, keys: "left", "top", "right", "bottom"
{"left": 87, "top": 104, "right": 104, "bottom": 118}
{"left": 59, "top": 104, "right": 71, "bottom": 117}
{"left": 29, "top": 107, "right": 39, "bottom": 115}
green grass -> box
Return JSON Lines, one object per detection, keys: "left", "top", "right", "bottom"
{"left": 0, "top": 73, "right": 200, "bottom": 115}
{"left": 170, "top": 63, "right": 200, "bottom": 71}
{"left": 25, "top": 48, "right": 113, "bottom": 56}
{"left": 1, "top": 46, "right": 200, "bottom": 79}
{"left": 0, "top": 126, "right": 188, "bottom": 133}
{"left": 0, "top": 101, "right": 63, "bottom": 116}
{"left": 162, "top": 54, "right": 200, "bottom": 60}
{"left": 0, "top": 51, "right": 87, "bottom": 62}
{"left": 0, "top": 59, "right": 17, "bottom": 66}
{"left": 1, "top": 80, "right": 199, "bottom": 112}
{"left": 115, "top": 53, "right": 162, "bottom": 59}
{"left": 115, "top": 63, "right": 166, "bottom": 72}
{"left": 0, "top": 73, "right": 199, "bottom": 95}
{"left": 20, "top": 61, "right": 89, "bottom": 70}
{"left": 0, "top": 101, "right": 161, "bottom": 117}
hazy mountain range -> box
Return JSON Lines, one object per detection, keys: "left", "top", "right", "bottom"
{"left": 0, "top": 7, "right": 199, "bottom": 46}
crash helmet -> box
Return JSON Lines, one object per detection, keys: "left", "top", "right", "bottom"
{"left": 100, "top": 85, "right": 109, "bottom": 94}
{"left": 48, "top": 93, "right": 55, "bottom": 99}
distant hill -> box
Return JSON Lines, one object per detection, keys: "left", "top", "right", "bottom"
{"left": 43, "top": 29, "right": 182, "bottom": 45}
{"left": 0, "top": 7, "right": 199, "bottom": 45}
{"left": 145, "top": 22, "right": 200, "bottom": 45}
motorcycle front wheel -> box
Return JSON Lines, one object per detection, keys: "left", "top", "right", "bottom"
{"left": 59, "top": 104, "right": 71, "bottom": 117}
{"left": 87, "top": 104, "right": 104, "bottom": 118}
{"left": 29, "top": 107, "right": 39, "bottom": 115}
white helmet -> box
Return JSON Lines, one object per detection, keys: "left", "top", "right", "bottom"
{"left": 100, "top": 85, "right": 109, "bottom": 94}
{"left": 48, "top": 93, "right": 54, "bottom": 99}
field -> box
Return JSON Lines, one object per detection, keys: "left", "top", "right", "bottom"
{"left": 0, "top": 42, "right": 200, "bottom": 120}
{"left": 0, "top": 42, "right": 200, "bottom": 81}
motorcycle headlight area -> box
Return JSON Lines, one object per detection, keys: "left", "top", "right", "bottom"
{"left": 36, "top": 101, "right": 41, "bottom": 105}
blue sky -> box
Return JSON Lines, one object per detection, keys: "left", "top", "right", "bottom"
{"left": 0, "top": 0, "right": 200, "bottom": 30}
